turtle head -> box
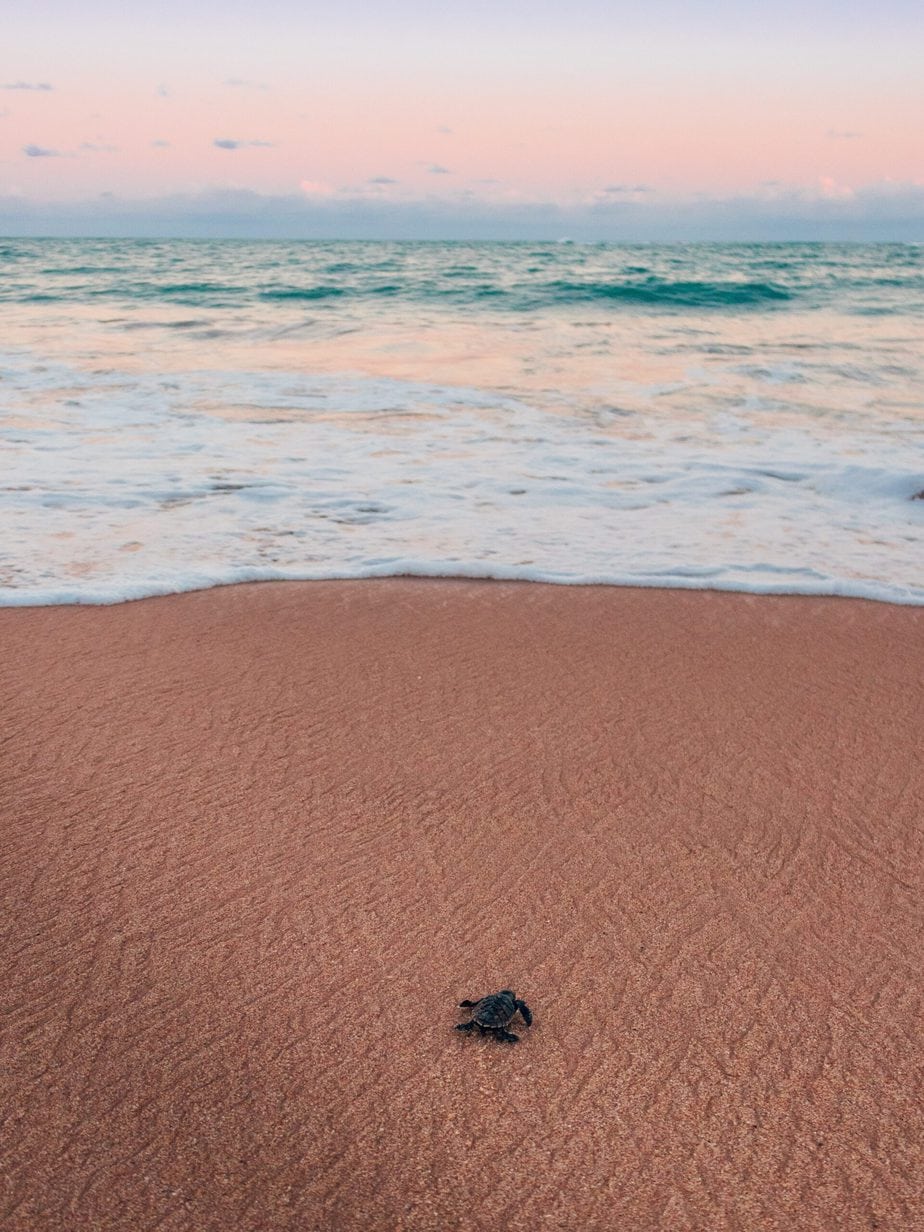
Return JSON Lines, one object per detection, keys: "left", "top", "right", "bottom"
{"left": 500, "top": 989, "right": 515, "bottom": 999}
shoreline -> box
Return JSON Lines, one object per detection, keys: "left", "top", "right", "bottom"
{"left": 4, "top": 567, "right": 924, "bottom": 610}
{"left": 2, "top": 579, "right": 922, "bottom": 1230}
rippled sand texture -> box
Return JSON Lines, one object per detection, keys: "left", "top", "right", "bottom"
{"left": 2, "top": 580, "right": 922, "bottom": 1231}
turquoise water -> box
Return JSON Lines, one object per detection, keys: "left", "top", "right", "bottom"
{"left": 1, "top": 240, "right": 922, "bottom": 604}
{"left": 3, "top": 238, "right": 924, "bottom": 312}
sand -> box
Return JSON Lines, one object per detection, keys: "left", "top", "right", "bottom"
{"left": 1, "top": 579, "right": 922, "bottom": 1231}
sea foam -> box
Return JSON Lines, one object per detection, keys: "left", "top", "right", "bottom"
{"left": 1, "top": 240, "right": 922, "bottom": 606}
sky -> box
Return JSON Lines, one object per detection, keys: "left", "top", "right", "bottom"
{"left": 2, "top": 0, "right": 923, "bottom": 239}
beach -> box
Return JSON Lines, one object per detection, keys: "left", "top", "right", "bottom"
{"left": 2, "top": 578, "right": 922, "bottom": 1230}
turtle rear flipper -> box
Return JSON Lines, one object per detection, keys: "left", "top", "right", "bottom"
{"left": 496, "top": 1029, "right": 519, "bottom": 1043}
{"left": 515, "top": 999, "right": 532, "bottom": 1027}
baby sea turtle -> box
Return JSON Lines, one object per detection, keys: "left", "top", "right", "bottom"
{"left": 455, "top": 989, "right": 533, "bottom": 1043}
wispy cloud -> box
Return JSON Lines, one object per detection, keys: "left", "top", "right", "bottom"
{"left": 818, "top": 175, "right": 854, "bottom": 199}
{"left": 299, "top": 180, "right": 334, "bottom": 196}
{"left": 368, "top": 175, "right": 398, "bottom": 185}
{"left": 3, "top": 81, "right": 53, "bottom": 91}
{"left": 826, "top": 129, "right": 863, "bottom": 140}
{"left": 590, "top": 184, "right": 654, "bottom": 207}
{"left": 23, "top": 144, "right": 60, "bottom": 158}
{"left": 224, "top": 78, "right": 269, "bottom": 91}
{"left": 428, "top": 164, "right": 451, "bottom": 174}
{"left": 81, "top": 142, "right": 119, "bottom": 153}
{"left": 151, "top": 139, "right": 172, "bottom": 148}
{"left": 214, "top": 138, "right": 276, "bottom": 150}
{"left": 436, "top": 125, "right": 453, "bottom": 134}
{"left": 156, "top": 84, "right": 170, "bottom": 98}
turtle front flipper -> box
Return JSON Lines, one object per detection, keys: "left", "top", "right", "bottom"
{"left": 515, "top": 999, "right": 533, "bottom": 1027}
{"left": 496, "top": 1029, "right": 519, "bottom": 1043}
{"left": 458, "top": 999, "right": 479, "bottom": 1007}
{"left": 455, "top": 1021, "right": 476, "bottom": 1032}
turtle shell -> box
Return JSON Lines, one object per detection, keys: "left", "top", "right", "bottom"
{"left": 472, "top": 991, "right": 516, "bottom": 1029}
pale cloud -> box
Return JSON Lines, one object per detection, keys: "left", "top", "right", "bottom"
{"left": 214, "top": 138, "right": 275, "bottom": 149}
{"left": 428, "top": 164, "right": 451, "bottom": 174}
{"left": 157, "top": 84, "right": 170, "bottom": 98}
{"left": 23, "top": 144, "right": 60, "bottom": 158}
{"left": 827, "top": 129, "right": 863, "bottom": 140}
{"left": 819, "top": 175, "right": 854, "bottom": 199}
{"left": 151, "top": 139, "right": 171, "bottom": 148}
{"left": 81, "top": 142, "right": 119, "bottom": 153}
{"left": 299, "top": 179, "right": 334, "bottom": 196}
{"left": 224, "top": 78, "right": 269, "bottom": 90}
{"left": 590, "top": 184, "right": 653, "bottom": 207}
{"left": 3, "top": 81, "right": 53, "bottom": 91}
{"left": 368, "top": 175, "right": 398, "bottom": 185}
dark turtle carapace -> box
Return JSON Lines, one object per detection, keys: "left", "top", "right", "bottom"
{"left": 455, "top": 989, "right": 533, "bottom": 1043}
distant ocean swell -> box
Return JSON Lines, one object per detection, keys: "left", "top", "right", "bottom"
{"left": 1, "top": 240, "right": 922, "bottom": 606}
{"left": 1, "top": 238, "right": 922, "bottom": 314}
{"left": 197, "top": 276, "right": 796, "bottom": 309}
{"left": 11, "top": 277, "right": 794, "bottom": 309}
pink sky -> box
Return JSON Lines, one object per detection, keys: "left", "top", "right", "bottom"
{"left": 2, "top": 1, "right": 922, "bottom": 235}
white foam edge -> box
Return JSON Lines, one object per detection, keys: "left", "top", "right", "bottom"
{"left": 2, "top": 561, "right": 922, "bottom": 608}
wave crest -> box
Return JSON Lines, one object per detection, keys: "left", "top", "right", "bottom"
{"left": 543, "top": 278, "right": 792, "bottom": 308}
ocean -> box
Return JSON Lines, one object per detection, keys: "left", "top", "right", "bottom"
{"left": 1, "top": 238, "right": 922, "bottom": 605}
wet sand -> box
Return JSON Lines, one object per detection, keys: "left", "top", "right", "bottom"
{"left": 1, "top": 580, "right": 922, "bottom": 1231}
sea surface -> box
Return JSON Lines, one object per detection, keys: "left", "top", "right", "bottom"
{"left": 1, "top": 239, "right": 922, "bottom": 605}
